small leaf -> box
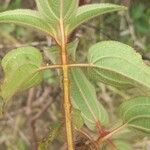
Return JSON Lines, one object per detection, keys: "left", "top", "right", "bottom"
{"left": 43, "top": 70, "right": 58, "bottom": 85}
{"left": 70, "top": 68, "right": 109, "bottom": 131}
{"left": 119, "top": 96, "right": 150, "bottom": 134}
{"left": 69, "top": 4, "right": 126, "bottom": 33}
{"left": 0, "top": 9, "right": 54, "bottom": 35}
{"left": 0, "top": 47, "right": 43, "bottom": 100}
{"left": 38, "top": 122, "right": 62, "bottom": 150}
{"left": 87, "top": 41, "right": 150, "bottom": 93}
{"left": 44, "top": 39, "right": 79, "bottom": 64}
{"left": 72, "top": 109, "right": 84, "bottom": 129}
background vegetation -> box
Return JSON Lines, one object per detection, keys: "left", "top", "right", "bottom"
{"left": 0, "top": 0, "right": 149, "bottom": 149}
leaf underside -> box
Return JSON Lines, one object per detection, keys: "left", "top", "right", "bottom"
{"left": 0, "top": 9, "right": 53, "bottom": 35}
{"left": 0, "top": 47, "right": 43, "bottom": 101}
{"left": 70, "top": 68, "right": 109, "bottom": 130}
{"left": 87, "top": 41, "right": 150, "bottom": 94}
{"left": 0, "top": 0, "right": 128, "bottom": 133}
{"left": 119, "top": 96, "right": 150, "bottom": 134}
{"left": 0, "top": 1, "right": 126, "bottom": 40}
{"left": 36, "top": 0, "right": 78, "bottom": 23}
{"left": 68, "top": 4, "right": 126, "bottom": 33}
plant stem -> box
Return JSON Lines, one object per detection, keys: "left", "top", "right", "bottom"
{"left": 38, "top": 64, "right": 62, "bottom": 71}
{"left": 61, "top": 60, "right": 74, "bottom": 150}
{"left": 38, "top": 63, "right": 95, "bottom": 71}
{"left": 59, "top": 1, "right": 74, "bottom": 149}
{"left": 68, "top": 64, "right": 94, "bottom": 68}
{"left": 60, "top": 36, "right": 74, "bottom": 150}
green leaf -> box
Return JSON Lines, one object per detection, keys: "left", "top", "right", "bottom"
{"left": 1, "top": 64, "right": 42, "bottom": 101}
{"left": 36, "top": 0, "right": 78, "bottom": 20}
{"left": 104, "top": 140, "right": 132, "bottom": 150}
{"left": 87, "top": 41, "right": 150, "bottom": 92}
{"left": 69, "top": 4, "right": 126, "bottom": 33}
{"left": 43, "top": 70, "right": 58, "bottom": 85}
{"left": 0, "top": 1, "right": 125, "bottom": 41}
{"left": 36, "top": 0, "right": 78, "bottom": 35}
{"left": 112, "top": 128, "right": 137, "bottom": 140}
{"left": 70, "top": 68, "right": 109, "bottom": 131}
{"left": 72, "top": 109, "right": 84, "bottom": 129}
{"left": 38, "top": 122, "right": 62, "bottom": 150}
{"left": 44, "top": 39, "right": 79, "bottom": 64}
{"left": 2, "top": 46, "right": 42, "bottom": 77}
{"left": 0, "top": 9, "right": 53, "bottom": 35}
{"left": 119, "top": 96, "right": 150, "bottom": 134}
{"left": 0, "top": 47, "right": 43, "bottom": 100}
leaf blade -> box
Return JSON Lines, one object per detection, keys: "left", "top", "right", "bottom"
{"left": 87, "top": 41, "right": 150, "bottom": 93}
{"left": 70, "top": 68, "right": 109, "bottom": 130}
{"left": 0, "top": 47, "right": 43, "bottom": 101}
{"left": 0, "top": 9, "right": 53, "bottom": 35}
{"left": 1, "top": 64, "right": 42, "bottom": 100}
{"left": 2, "top": 46, "right": 42, "bottom": 77}
{"left": 69, "top": 4, "right": 126, "bottom": 32}
{"left": 72, "top": 109, "right": 84, "bottom": 129}
{"left": 119, "top": 96, "right": 150, "bottom": 134}
{"left": 36, "top": 0, "right": 78, "bottom": 35}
